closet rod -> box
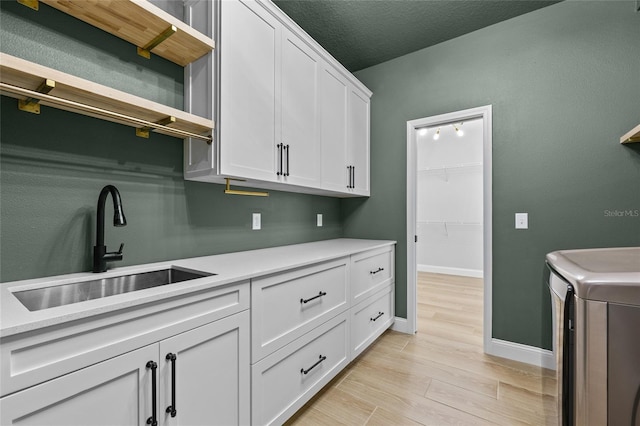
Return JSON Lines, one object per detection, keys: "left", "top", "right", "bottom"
{"left": 0, "top": 82, "right": 212, "bottom": 142}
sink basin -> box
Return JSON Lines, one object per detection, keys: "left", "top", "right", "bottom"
{"left": 13, "top": 267, "right": 215, "bottom": 312}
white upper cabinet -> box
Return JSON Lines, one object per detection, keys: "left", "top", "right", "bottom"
{"left": 320, "top": 65, "right": 349, "bottom": 193}
{"left": 348, "top": 88, "right": 371, "bottom": 196}
{"left": 184, "top": 0, "right": 371, "bottom": 197}
{"left": 218, "top": 0, "right": 279, "bottom": 182}
{"left": 279, "top": 27, "right": 321, "bottom": 187}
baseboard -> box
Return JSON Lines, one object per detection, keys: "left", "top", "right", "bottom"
{"left": 417, "top": 264, "right": 483, "bottom": 278}
{"left": 391, "top": 317, "right": 413, "bottom": 334}
{"left": 486, "top": 338, "right": 555, "bottom": 370}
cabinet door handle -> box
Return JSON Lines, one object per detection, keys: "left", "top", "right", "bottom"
{"left": 370, "top": 267, "right": 384, "bottom": 275}
{"left": 277, "top": 143, "right": 283, "bottom": 176}
{"left": 300, "top": 291, "right": 327, "bottom": 304}
{"left": 165, "top": 353, "right": 177, "bottom": 418}
{"left": 352, "top": 166, "right": 355, "bottom": 189}
{"left": 146, "top": 361, "right": 158, "bottom": 426}
{"left": 301, "top": 355, "right": 327, "bottom": 375}
{"left": 285, "top": 144, "right": 290, "bottom": 176}
{"left": 346, "top": 166, "right": 351, "bottom": 188}
{"left": 370, "top": 311, "right": 384, "bottom": 322}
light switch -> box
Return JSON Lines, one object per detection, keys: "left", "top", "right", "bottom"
{"left": 515, "top": 213, "right": 528, "bottom": 229}
{"left": 317, "top": 214, "right": 323, "bottom": 227}
{"left": 252, "top": 213, "right": 261, "bottom": 230}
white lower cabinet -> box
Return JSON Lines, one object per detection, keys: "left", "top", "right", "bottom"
{"left": 0, "top": 344, "right": 155, "bottom": 426}
{"left": 251, "top": 313, "right": 349, "bottom": 426}
{"left": 350, "top": 285, "right": 394, "bottom": 360}
{"left": 0, "top": 311, "right": 250, "bottom": 426}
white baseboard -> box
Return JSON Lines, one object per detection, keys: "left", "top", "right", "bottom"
{"left": 391, "top": 317, "right": 413, "bottom": 334}
{"left": 417, "top": 264, "right": 483, "bottom": 278}
{"left": 486, "top": 338, "right": 555, "bottom": 370}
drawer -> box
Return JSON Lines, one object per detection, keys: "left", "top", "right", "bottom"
{"left": 351, "top": 246, "right": 394, "bottom": 305}
{"left": 251, "top": 258, "right": 349, "bottom": 362}
{"left": 1, "top": 281, "right": 249, "bottom": 397}
{"left": 251, "top": 312, "right": 349, "bottom": 426}
{"left": 350, "top": 284, "right": 394, "bottom": 360}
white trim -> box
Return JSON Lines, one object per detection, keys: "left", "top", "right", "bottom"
{"left": 406, "top": 105, "right": 493, "bottom": 352}
{"left": 417, "top": 264, "right": 483, "bottom": 278}
{"left": 486, "top": 338, "right": 556, "bottom": 370}
{"left": 390, "top": 317, "right": 411, "bottom": 334}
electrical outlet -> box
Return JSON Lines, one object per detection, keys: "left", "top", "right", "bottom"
{"left": 252, "top": 213, "right": 261, "bottom": 230}
{"left": 515, "top": 213, "right": 528, "bottom": 229}
{"left": 317, "top": 214, "right": 323, "bottom": 227}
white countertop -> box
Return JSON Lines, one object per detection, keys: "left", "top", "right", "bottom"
{"left": 0, "top": 239, "right": 395, "bottom": 337}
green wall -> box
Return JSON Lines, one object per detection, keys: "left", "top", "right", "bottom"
{"left": 344, "top": 1, "right": 640, "bottom": 349}
{"left": 0, "top": 1, "right": 341, "bottom": 283}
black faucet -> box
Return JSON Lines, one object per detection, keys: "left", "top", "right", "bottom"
{"left": 93, "top": 185, "right": 127, "bottom": 273}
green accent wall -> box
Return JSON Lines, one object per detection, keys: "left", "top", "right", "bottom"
{"left": 0, "top": 1, "right": 341, "bottom": 283}
{"left": 344, "top": 1, "right": 640, "bottom": 349}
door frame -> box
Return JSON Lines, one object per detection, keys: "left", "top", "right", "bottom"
{"left": 405, "top": 105, "right": 492, "bottom": 353}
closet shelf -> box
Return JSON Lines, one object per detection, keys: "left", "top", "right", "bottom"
{"left": 0, "top": 53, "right": 213, "bottom": 141}
{"left": 418, "top": 162, "right": 482, "bottom": 172}
{"left": 34, "top": 0, "right": 215, "bottom": 66}
{"left": 620, "top": 124, "right": 640, "bottom": 144}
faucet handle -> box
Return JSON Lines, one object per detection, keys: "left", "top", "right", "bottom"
{"left": 117, "top": 243, "right": 124, "bottom": 254}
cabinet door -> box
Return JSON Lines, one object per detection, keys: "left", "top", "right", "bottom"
{"left": 159, "top": 311, "right": 250, "bottom": 426}
{"left": 347, "top": 88, "right": 371, "bottom": 196}
{"left": 219, "top": 0, "right": 279, "bottom": 181}
{"left": 280, "top": 28, "right": 320, "bottom": 187}
{"left": 320, "top": 65, "right": 349, "bottom": 192}
{"left": 0, "top": 344, "right": 157, "bottom": 426}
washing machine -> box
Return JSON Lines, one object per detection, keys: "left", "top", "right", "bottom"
{"left": 546, "top": 247, "right": 640, "bottom": 426}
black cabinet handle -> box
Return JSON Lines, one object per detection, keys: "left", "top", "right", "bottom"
{"left": 301, "top": 355, "right": 327, "bottom": 375}
{"left": 285, "top": 144, "right": 290, "bottom": 176}
{"left": 146, "top": 361, "right": 158, "bottom": 426}
{"left": 347, "top": 166, "right": 352, "bottom": 188}
{"left": 370, "top": 267, "right": 384, "bottom": 275}
{"left": 277, "top": 143, "right": 283, "bottom": 176}
{"left": 300, "top": 291, "right": 327, "bottom": 304}
{"left": 165, "top": 353, "right": 177, "bottom": 418}
{"left": 370, "top": 311, "right": 384, "bottom": 322}
{"left": 352, "top": 166, "right": 355, "bottom": 189}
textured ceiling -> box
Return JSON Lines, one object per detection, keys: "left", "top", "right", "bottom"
{"left": 273, "top": 0, "right": 562, "bottom": 72}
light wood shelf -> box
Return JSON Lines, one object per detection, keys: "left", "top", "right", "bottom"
{"left": 35, "top": 0, "right": 214, "bottom": 66}
{"left": 620, "top": 123, "right": 640, "bottom": 144}
{"left": 0, "top": 53, "right": 213, "bottom": 141}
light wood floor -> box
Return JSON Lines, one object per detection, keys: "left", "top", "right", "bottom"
{"left": 286, "top": 272, "right": 558, "bottom": 425}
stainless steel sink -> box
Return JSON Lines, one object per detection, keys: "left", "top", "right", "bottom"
{"left": 13, "top": 267, "right": 215, "bottom": 312}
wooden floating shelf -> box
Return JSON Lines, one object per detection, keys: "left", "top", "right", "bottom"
{"left": 38, "top": 0, "right": 215, "bottom": 66}
{"left": 620, "top": 123, "right": 640, "bottom": 144}
{"left": 0, "top": 53, "right": 213, "bottom": 141}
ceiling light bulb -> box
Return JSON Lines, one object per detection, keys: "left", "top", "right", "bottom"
{"left": 454, "top": 124, "right": 464, "bottom": 137}
{"left": 433, "top": 128, "right": 440, "bottom": 140}
{"left": 418, "top": 128, "right": 428, "bottom": 136}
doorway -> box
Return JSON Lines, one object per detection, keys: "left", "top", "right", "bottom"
{"left": 405, "top": 105, "right": 492, "bottom": 353}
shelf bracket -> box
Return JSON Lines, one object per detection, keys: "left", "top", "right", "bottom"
{"left": 17, "top": 0, "right": 39, "bottom": 11}
{"left": 18, "top": 79, "right": 55, "bottom": 114}
{"left": 136, "top": 116, "right": 176, "bottom": 138}
{"left": 224, "top": 178, "right": 269, "bottom": 197}
{"left": 137, "top": 25, "right": 177, "bottom": 59}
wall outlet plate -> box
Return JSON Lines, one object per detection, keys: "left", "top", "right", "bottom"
{"left": 317, "top": 214, "right": 323, "bottom": 227}
{"left": 515, "top": 213, "right": 528, "bottom": 229}
{"left": 252, "top": 213, "right": 261, "bottom": 230}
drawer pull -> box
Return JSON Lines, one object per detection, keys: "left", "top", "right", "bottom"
{"left": 301, "top": 355, "right": 327, "bottom": 375}
{"left": 370, "top": 311, "right": 384, "bottom": 322}
{"left": 146, "top": 361, "right": 158, "bottom": 426}
{"left": 300, "top": 291, "right": 327, "bottom": 304}
{"left": 370, "top": 267, "right": 385, "bottom": 275}
{"left": 165, "top": 353, "right": 177, "bottom": 418}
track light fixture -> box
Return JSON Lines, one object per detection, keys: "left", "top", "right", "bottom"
{"left": 433, "top": 127, "right": 440, "bottom": 140}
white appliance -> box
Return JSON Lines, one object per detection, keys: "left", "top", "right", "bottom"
{"left": 546, "top": 247, "right": 640, "bottom": 426}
